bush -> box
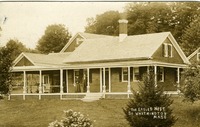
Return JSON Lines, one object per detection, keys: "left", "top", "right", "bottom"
{"left": 123, "top": 72, "right": 176, "bottom": 127}
{"left": 48, "top": 109, "right": 93, "bottom": 127}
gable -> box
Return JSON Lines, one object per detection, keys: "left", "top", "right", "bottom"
{"left": 63, "top": 34, "right": 84, "bottom": 52}
{"left": 15, "top": 57, "right": 34, "bottom": 66}
{"left": 152, "top": 38, "right": 184, "bottom": 64}
{"left": 189, "top": 54, "right": 198, "bottom": 63}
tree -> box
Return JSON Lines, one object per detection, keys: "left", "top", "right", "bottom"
{"left": 85, "top": 11, "right": 120, "bottom": 36}
{"left": 36, "top": 24, "right": 71, "bottom": 54}
{"left": 123, "top": 72, "right": 176, "bottom": 127}
{"left": 181, "top": 63, "right": 200, "bottom": 103}
{"left": 171, "top": 2, "right": 200, "bottom": 43}
{"left": 0, "top": 46, "right": 12, "bottom": 95}
{"left": 6, "top": 39, "right": 28, "bottom": 61}
{"left": 180, "top": 17, "right": 200, "bottom": 56}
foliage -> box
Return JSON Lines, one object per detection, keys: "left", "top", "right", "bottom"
{"left": 6, "top": 39, "right": 28, "bottom": 61}
{"left": 85, "top": 11, "right": 120, "bottom": 36}
{"left": 0, "top": 46, "right": 12, "bottom": 95}
{"left": 36, "top": 24, "right": 71, "bottom": 54}
{"left": 84, "top": 2, "right": 200, "bottom": 54}
{"left": 180, "top": 17, "right": 200, "bottom": 56}
{"left": 125, "top": 2, "right": 173, "bottom": 35}
{"left": 181, "top": 63, "right": 200, "bottom": 102}
{"left": 123, "top": 72, "right": 176, "bottom": 127}
{"left": 48, "top": 109, "right": 93, "bottom": 127}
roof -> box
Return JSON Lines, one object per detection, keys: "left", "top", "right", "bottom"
{"left": 60, "top": 32, "right": 111, "bottom": 52}
{"left": 63, "top": 32, "right": 171, "bottom": 63}
{"left": 187, "top": 47, "right": 200, "bottom": 60}
{"left": 13, "top": 52, "right": 71, "bottom": 67}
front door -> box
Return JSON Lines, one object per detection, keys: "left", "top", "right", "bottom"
{"left": 43, "top": 75, "right": 50, "bottom": 93}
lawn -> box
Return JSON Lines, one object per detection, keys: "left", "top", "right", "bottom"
{"left": 0, "top": 96, "right": 200, "bottom": 127}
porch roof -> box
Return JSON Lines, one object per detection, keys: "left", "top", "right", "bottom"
{"left": 63, "top": 60, "right": 188, "bottom": 69}
{"left": 13, "top": 52, "right": 71, "bottom": 67}
{"left": 12, "top": 59, "right": 187, "bottom": 72}
{"left": 63, "top": 32, "right": 170, "bottom": 63}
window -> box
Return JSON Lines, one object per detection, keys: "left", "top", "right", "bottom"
{"left": 133, "top": 67, "right": 139, "bottom": 81}
{"left": 122, "top": 67, "right": 128, "bottom": 82}
{"left": 74, "top": 70, "right": 80, "bottom": 84}
{"left": 163, "top": 43, "right": 173, "bottom": 57}
{"left": 43, "top": 75, "right": 49, "bottom": 84}
{"left": 76, "top": 38, "right": 83, "bottom": 45}
{"left": 157, "top": 67, "right": 164, "bottom": 82}
{"left": 168, "top": 44, "right": 172, "bottom": 57}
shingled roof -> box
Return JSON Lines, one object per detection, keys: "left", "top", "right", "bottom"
{"left": 13, "top": 52, "right": 71, "bottom": 67}
{"left": 63, "top": 32, "right": 171, "bottom": 63}
{"left": 60, "top": 32, "right": 111, "bottom": 52}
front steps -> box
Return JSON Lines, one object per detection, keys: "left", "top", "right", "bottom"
{"left": 81, "top": 93, "right": 103, "bottom": 102}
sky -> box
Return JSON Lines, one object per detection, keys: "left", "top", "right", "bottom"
{"left": 0, "top": 2, "right": 128, "bottom": 49}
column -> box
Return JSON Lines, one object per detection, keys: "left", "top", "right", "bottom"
{"left": 147, "top": 66, "right": 150, "bottom": 75}
{"left": 66, "top": 69, "right": 68, "bottom": 93}
{"left": 87, "top": 68, "right": 90, "bottom": 93}
{"left": 177, "top": 67, "right": 180, "bottom": 92}
{"left": 39, "top": 70, "right": 42, "bottom": 94}
{"left": 154, "top": 65, "right": 157, "bottom": 87}
{"left": 23, "top": 71, "right": 26, "bottom": 100}
{"left": 60, "top": 69, "right": 63, "bottom": 94}
{"left": 103, "top": 68, "right": 106, "bottom": 93}
{"left": 100, "top": 68, "right": 102, "bottom": 92}
{"left": 39, "top": 70, "right": 42, "bottom": 100}
{"left": 127, "top": 67, "right": 131, "bottom": 93}
{"left": 23, "top": 71, "right": 26, "bottom": 94}
{"left": 109, "top": 68, "right": 111, "bottom": 92}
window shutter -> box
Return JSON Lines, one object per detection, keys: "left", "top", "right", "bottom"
{"left": 89, "top": 70, "right": 92, "bottom": 83}
{"left": 72, "top": 70, "right": 74, "bottom": 84}
{"left": 157, "top": 67, "right": 161, "bottom": 81}
{"left": 168, "top": 44, "right": 172, "bottom": 57}
{"left": 79, "top": 69, "right": 83, "bottom": 83}
{"left": 162, "top": 44, "right": 165, "bottom": 57}
{"left": 130, "top": 67, "right": 133, "bottom": 81}
{"left": 163, "top": 43, "right": 168, "bottom": 57}
{"left": 119, "top": 68, "right": 122, "bottom": 82}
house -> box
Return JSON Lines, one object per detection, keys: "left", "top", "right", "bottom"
{"left": 187, "top": 47, "right": 200, "bottom": 63}
{"left": 10, "top": 19, "right": 190, "bottom": 100}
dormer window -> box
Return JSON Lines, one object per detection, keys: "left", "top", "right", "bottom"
{"left": 163, "top": 43, "right": 173, "bottom": 57}
{"left": 76, "top": 38, "right": 83, "bottom": 46}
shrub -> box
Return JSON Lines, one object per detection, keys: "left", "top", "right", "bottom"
{"left": 48, "top": 109, "right": 93, "bottom": 127}
{"left": 123, "top": 72, "right": 176, "bottom": 127}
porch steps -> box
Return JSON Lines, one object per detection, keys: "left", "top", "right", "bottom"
{"left": 81, "top": 93, "right": 103, "bottom": 102}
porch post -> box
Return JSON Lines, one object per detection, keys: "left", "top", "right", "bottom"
{"left": 154, "top": 65, "right": 157, "bottom": 87}
{"left": 147, "top": 66, "right": 150, "bottom": 75}
{"left": 66, "top": 69, "right": 68, "bottom": 93}
{"left": 100, "top": 68, "right": 102, "bottom": 92}
{"left": 109, "top": 68, "right": 111, "bottom": 92}
{"left": 177, "top": 67, "right": 180, "bottom": 92}
{"left": 39, "top": 70, "right": 42, "bottom": 100}
{"left": 23, "top": 71, "right": 26, "bottom": 94}
{"left": 60, "top": 69, "right": 63, "bottom": 94}
{"left": 103, "top": 67, "right": 106, "bottom": 93}
{"left": 23, "top": 71, "right": 26, "bottom": 100}
{"left": 127, "top": 66, "right": 131, "bottom": 93}
{"left": 87, "top": 68, "right": 90, "bottom": 93}
{"left": 39, "top": 70, "right": 42, "bottom": 94}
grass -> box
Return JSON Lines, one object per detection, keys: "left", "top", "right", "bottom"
{"left": 0, "top": 96, "right": 200, "bottom": 127}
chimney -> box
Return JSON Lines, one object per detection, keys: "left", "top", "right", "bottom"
{"left": 118, "top": 19, "right": 128, "bottom": 42}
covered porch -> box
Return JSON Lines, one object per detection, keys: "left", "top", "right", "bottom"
{"left": 10, "top": 60, "right": 186, "bottom": 100}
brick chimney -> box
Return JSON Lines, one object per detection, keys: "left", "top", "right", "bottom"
{"left": 118, "top": 19, "right": 128, "bottom": 42}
